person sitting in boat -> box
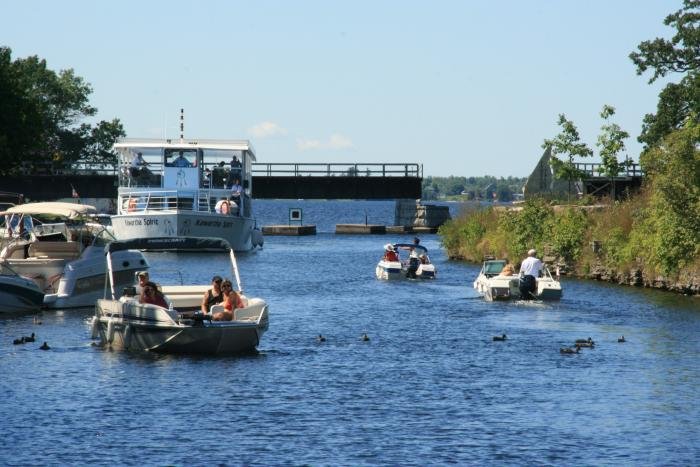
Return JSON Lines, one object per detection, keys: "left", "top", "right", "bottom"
{"left": 215, "top": 199, "right": 231, "bottom": 215}
{"left": 212, "top": 279, "right": 245, "bottom": 321}
{"left": 130, "top": 152, "right": 151, "bottom": 178}
{"left": 230, "top": 178, "right": 242, "bottom": 198}
{"left": 406, "top": 237, "right": 421, "bottom": 278}
{"left": 382, "top": 243, "right": 399, "bottom": 262}
{"left": 136, "top": 270, "right": 150, "bottom": 293}
{"left": 518, "top": 249, "right": 543, "bottom": 299}
{"left": 140, "top": 281, "right": 169, "bottom": 308}
{"left": 499, "top": 262, "right": 515, "bottom": 276}
{"left": 201, "top": 275, "right": 225, "bottom": 314}
{"left": 171, "top": 151, "right": 192, "bottom": 167}
{"left": 419, "top": 254, "right": 430, "bottom": 265}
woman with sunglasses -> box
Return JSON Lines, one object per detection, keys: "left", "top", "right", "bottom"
{"left": 139, "top": 281, "right": 169, "bottom": 308}
{"left": 212, "top": 279, "right": 245, "bottom": 321}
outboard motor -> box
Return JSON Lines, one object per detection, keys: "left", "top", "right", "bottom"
{"left": 519, "top": 275, "right": 537, "bottom": 299}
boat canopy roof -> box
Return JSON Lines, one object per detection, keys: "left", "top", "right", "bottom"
{"left": 105, "top": 236, "right": 232, "bottom": 254}
{"left": 0, "top": 202, "right": 97, "bottom": 218}
{"left": 393, "top": 243, "right": 428, "bottom": 253}
{"left": 114, "top": 138, "right": 256, "bottom": 161}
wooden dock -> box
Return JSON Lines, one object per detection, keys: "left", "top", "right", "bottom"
{"left": 262, "top": 225, "right": 317, "bottom": 236}
{"left": 335, "top": 224, "right": 386, "bottom": 234}
{"left": 261, "top": 224, "right": 439, "bottom": 236}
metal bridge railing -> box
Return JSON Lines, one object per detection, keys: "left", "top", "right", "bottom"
{"left": 251, "top": 163, "right": 422, "bottom": 178}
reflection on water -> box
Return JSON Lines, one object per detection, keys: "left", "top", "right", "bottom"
{"left": 1, "top": 201, "right": 698, "bottom": 465}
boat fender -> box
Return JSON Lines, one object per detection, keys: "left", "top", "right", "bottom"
{"left": 90, "top": 316, "right": 100, "bottom": 339}
{"left": 106, "top": 319, "right": 115, "bottom": 344}
{"left": 123, "top": 324, "right": 132, "bottom": 350}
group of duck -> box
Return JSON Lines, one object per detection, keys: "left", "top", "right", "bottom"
{"left": 11, "top": 329, "right": 50, "bottom": 350}
{"left": 491, "top": 334, "right": 626, "bottom": 354}
{"left": 316, "top": 333, "right": 370, "bottom": 343}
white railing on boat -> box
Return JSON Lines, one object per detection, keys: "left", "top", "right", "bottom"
{"left": 119, "top": 189, "right": 242, "bottom": 215}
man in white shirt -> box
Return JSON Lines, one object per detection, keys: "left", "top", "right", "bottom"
{"left": 519, "top": 248, "right": 542, "bottom": 299}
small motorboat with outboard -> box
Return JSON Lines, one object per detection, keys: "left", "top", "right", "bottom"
{"left": 376, "top": 243, "right": 436, "bottom": 280}
{"left": 473, "top": 259, "right": 562, "bottom": 301}
{"left": 92, "top": 237, "right": 269, "bottom": 355}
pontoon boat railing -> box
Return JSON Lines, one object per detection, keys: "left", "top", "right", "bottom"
{"left": 119, "top": 190, "right": 236, "bottom": 214}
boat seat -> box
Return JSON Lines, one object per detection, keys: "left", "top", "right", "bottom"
{"left": 28, "top": 241, "right": 82, "bottom": 259}
{"left": 2, "top": 242, "right": 29, "bottom": 259}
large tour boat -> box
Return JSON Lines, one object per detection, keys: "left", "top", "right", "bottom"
{"left": 110, "top": 138, "right": 263, "bottom": 251}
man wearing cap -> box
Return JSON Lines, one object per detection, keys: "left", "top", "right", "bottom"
{"left": 200, "top": 275, "right": 225, "bottom": 314}
{"left": 519, "top": 248, "right": 543, "bottom": 299}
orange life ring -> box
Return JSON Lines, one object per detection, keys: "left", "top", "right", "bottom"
{"left": 127, "top": 198, "right": 137, "bottom": 212}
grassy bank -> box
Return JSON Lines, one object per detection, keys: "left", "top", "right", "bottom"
{"left": 439, "top": 196, "right": 700, "bottom": 295}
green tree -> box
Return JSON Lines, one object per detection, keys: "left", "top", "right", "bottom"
{"left": 638, "top": 121, "right": 700, "bottom": 273}
{"left": 629, "top": 0, "right": 700, "bottom": 149}
{"left": 543, "top": 114, "right": 594, "bottom": 200}
{"left": 0, "top": 46, "right": 124, "bottom": 175}
{"left": 596, "top": 105, "right": 630, "bottom": 199}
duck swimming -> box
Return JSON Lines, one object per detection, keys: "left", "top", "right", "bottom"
{"left": 317, "top": 334, "right": 326, "bottom": 342}
{"left": 493, "top": 334, "right": 507, "bottom": 341}
{"left": 13, "top": 337, "right": 25, "bottom": 345}
{"left": 361, "top": 333, "right": 370, "bottom": 342}
{"left": 39, "top": 342, "right": 50, "bottom": 350}
{"left": 560, "top": 345, "right": 581, "bottom": 354}
{"left": 575, "top": 337, "right": 595, "bottom": 345}
{"left": 618, "top": 336, "right": 626, "bottom": 343}
{"left": 23, "top": 333, "right": 35, "bottom": 343}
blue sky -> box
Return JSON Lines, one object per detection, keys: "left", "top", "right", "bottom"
{"left": 3, "top": 1, "right": 675, "bottom": 177}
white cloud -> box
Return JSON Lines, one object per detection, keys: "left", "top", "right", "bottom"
{"left": 297, "top": 133, "right": 354, "bottom": 151}
{"left": 248, "top": 121, "right": 288, "bottom": 138}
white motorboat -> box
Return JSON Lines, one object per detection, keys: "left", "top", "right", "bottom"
{"left": 376, "top": 243, "right": 436, "bottom": 280}
{"left": 0, "top": 202, "right": 149, "bottom": 309}
{"left": 473, "top": 259, "right": 562, "bottom": 301}
{"left": 0, "top": 260, "right": 44, "bottom": 314}
{"left": 110, "top": 138, "right": 264, "bottom": 252}
{"left": 92, "top": 237, "right": 269, "bottom": 355}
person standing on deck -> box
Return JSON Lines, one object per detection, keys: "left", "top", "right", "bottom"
{"left": 519, "top": 249, "right": 543, "bottom": 299}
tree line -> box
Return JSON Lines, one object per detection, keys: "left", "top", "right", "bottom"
{"left": 0, "top": 46, "right": 124, "bottom": 176}
{"left": 422, "top": 176, "right": 527, "bottom": 202}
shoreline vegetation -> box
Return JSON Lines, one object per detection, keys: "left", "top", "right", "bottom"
{"left": 439, "top": 194, "right": 699, "bottom": 296}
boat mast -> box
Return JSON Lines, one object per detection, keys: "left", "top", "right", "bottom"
{"left": 180, "top": 108, "right": 184, "bottom": 144}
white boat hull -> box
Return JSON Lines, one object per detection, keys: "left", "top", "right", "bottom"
{"left": 473, "top": 273, "right": 562, "bottom": 301}
{"left": 6, "top": 246, "right": 148, "bottom": 309}
{"left": 376, "top": 260, "right": 437, "bottom": 280}
{"left": 0, "top": 275, "right": 44, "bottom": 313}
{"left": 111, "top": 211, "right": 258, "bottom": 252}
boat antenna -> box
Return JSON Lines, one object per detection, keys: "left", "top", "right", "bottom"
{"left": 180, "top": 108, "right": 184, "bottom": 143}
{"left": 229, "top": 247, "right": 242, "bottom": 293}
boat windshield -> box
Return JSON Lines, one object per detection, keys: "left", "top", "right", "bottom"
{"left": 483, "top": 261, "right": 506, "bottom": 276}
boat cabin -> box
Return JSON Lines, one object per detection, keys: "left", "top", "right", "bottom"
{"left": 114, "top": 139, "right": 255, "bottom": 218}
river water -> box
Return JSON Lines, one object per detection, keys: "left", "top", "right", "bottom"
{"left": 1, "top": 200, "right": 699, "bottom": 465}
